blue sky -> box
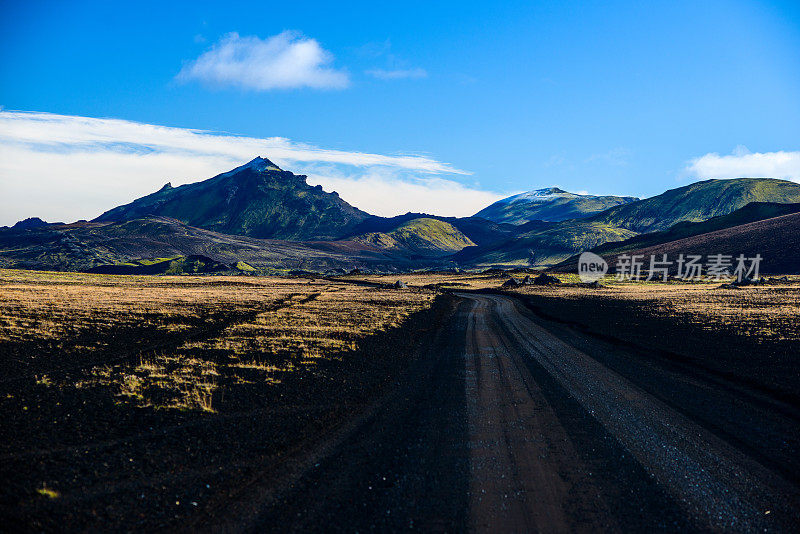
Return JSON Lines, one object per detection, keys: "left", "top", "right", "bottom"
{"left": 1, "top": 0, "right": 800, "bottom": 225}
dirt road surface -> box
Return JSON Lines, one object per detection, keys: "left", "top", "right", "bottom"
{"left": 212, "top": 293, "right": 800, "bottom": 532}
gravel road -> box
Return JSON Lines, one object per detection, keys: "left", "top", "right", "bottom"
{"left": 241, "top": 293, "right": 800, "bottom": 532}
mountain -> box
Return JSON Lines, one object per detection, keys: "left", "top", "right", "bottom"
{"left": 552, "top": 211, "right": 800, "bottom": 276}
{"left": 452, "top": 220, "right": 637, "bottom": 268}
{"left": 587, "top": 178, "right": 800, "bottom": 233}
{"left": 8, "top": 162, "right": 800, "bottom": 274}
{"left": 577, "top": 202, "right": 800, "bottom": 259}
{"left": 474, "top": 187, "right": 638, "bottom": 225}
{"left": 346, "top": 213, "right": 517, "bottom": 249}
{"left": 353, "top": 218, "right": 475, "bottom": 257}
{"left": 95, "top": 157, "right": 370, "bottom": 240}
{"left": 0, "top": 216, "right": 444, "bottom": 273}
{"left": 11, "top": 217, "right": 56, "bottom": 229}
{"left": 455, "top": 179, "right": 800, "bottom": 269}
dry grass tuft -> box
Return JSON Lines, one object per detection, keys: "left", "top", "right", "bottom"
{"left": 36, "top": 485, "right": 60, "bottom": 499}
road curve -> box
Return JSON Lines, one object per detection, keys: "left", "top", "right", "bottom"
{"left": 240, "top": 293, "right": 800, "bottom": 532}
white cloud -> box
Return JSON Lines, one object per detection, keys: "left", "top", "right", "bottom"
{"left": 686, "top": 147, "right": 800, "bottom": 182}
{"left": 177, "top": 31, "right": 349, "bottom": 90}
{"left": 366, "top": 68, "right": 427, "bottom": 80}
{"left": 0, "top": 110, "right": 500, "bottom": 226}
{"left": 304, "top": 165, "right": 503, "bottom": 218}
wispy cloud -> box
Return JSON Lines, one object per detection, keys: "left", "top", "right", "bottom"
{"left": 366, "top": 68, "right": 427, "bottom": 80}
{"left": 357, "top": 39, "right": 427, "bottom": 82}
{"left": 303, "top": 165, "right": 501, "bottom": 218}
{"left": 686, "top": 146, "right": 800, "bottom": 182}
{"left": 177, "top": 31, "right": 349, "bottom": 90}
{"left": 587, "top": 147, "right": 631, "bottom": 167}
{"left": 0, "top": 111, "right": 500, "bottom": 226}
{"left": 543, "top": 152, "right": 567, "bottom": 168}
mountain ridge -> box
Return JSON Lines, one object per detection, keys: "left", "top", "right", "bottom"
{"left": 7, "top": 158, "right": 800, "bottom": 274}
{"left": 96, "top": 157, "right": 370, "bottom": 241}
{"left": 475, "top": 188, "right": 638, "bottom": 225}
{"left": 586, "top": 178, "right": 800, "bottom": 233}
{"left": 454, "top": 178, "right": 800, "bottom": 268}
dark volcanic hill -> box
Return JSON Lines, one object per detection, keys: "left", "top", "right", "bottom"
{"left": 0, "top": 216, "right": 440, "bottom": 273}
{"left": 95, "top": 157, "right": 370, "bottom": 240}
{"left": 11, "top": 217, "right": 54, "bottom": 230}
{"left": 552, "top": 211, "right": 800, "bottom": 275}
{"left": 581, "top": 202, "right": 800, "bottom": 258}
{"left": 474, "top": 187, "right": 638, "bottom": 225}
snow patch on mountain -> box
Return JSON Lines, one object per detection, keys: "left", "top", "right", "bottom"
{"left": 499, "top": 187, "right": 581, "bottom": 204}
{"left": 220, "top": 156, "right": 282, "bottom": 178}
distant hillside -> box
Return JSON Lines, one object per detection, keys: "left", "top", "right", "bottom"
{"left": 474, "top": 187, "right": 638, "bottom": 225}
{"left": 0, "top": 217, "right": 443, "bottom": 274}
{"left": 452, "top": 180, "right": 800, "bottom": 269}
{"left": 584, "top": 202, "right": 800, "bottom": 258}
{"left": 347, "top": 213, "right": 516, "bottom": 249}
{"left": 452, "top": 220, "right": 636, "bottom": 268}
{"left": 11, "top": 217, "right": 55, "bottom": 230}
{"left": 587, "top": 178, "right": 800, "bottom": 233}
{"left": 86, "top": 255, "right": 234, "bottom": 275}
{"left": 95, "top": 157, "right": 370, "bottom": 241}
{"left": 353, "top": 218, "right": 475, "bottom": 257}
{"left": 10, "top": 167, "right": 800, "bottom": 274}
{"left": 554, "top": 212, "right": 800, "bottom": 275}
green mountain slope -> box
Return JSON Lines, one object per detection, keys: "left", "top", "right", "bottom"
{"left": 588, "top": 178, "right": 800, "bottom": 233}
{"left": 354, "top": 217, "right": 475, "bottom": 257}
{"left": 454, "top": 179, "right": 800, "bottom": 269}
{"left": 474, "top": 187, "right": 638, "bottom": 225}
{"left": 584, "top": 202, "right": 800, "bottom": 258}
{"left": 95, "top": 157, "right": 370, "bottom": 240}
{"left": 453, "top": 220, "right": 636, "bottom": 267}
{"left": 347, "top": 213, "right": 516, "bottom": 249}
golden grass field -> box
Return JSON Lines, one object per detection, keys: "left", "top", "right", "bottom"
{"left": 513, "top": 276, "right": 800, "bottom": 342}
{"left": 0, "top": 269, "right": 433, "bottom": 412}
{"left": 347, "top": 270, "right": 800, "bottom": 344}
{"left": 347, "top": 270, "right": 800, "bottom": 398}
{"left": 2, "top": 268, "right": 797, "bottom": 414}
{"left": 1, "top": 268, "right": 798, "bottom": 531}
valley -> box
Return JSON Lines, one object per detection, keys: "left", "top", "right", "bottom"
{"left": 5, "top": 5, "right": 800, "bottom": 531}
{"left": 2, "top": 159, "right": 800, "bottom": 532}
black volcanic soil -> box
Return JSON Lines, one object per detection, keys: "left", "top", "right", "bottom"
{"left": 237, "top": 293, "right": 799, "bottom": 532}
{"left": 0, "top": 294, "right": 453, "bottom": 532}
{"left": 2, "top": 290, "right": 799, "bottom": 532}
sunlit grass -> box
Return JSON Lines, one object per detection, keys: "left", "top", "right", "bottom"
{"left": 2, "top": 269, "right": 432, "bottom": 412}
{"left": 36, "top": 485, "right": 60, "bottom": 499}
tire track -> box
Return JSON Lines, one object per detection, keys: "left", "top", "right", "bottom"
{"left": 464, "top": 293, "right": 799, "bottom": 532}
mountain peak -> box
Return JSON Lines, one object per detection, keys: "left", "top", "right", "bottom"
{"left": 541, "top": 187, "right": 569, "bottom": 194}
{"left": 94, "top": 157, "right": 369, "bottom": 240}
{"left": 221, "top": 156, "right": 283, "bottom": 178}
{"left": 12, "top": 217, "right": 50, "bottom": 229}
{"left": 475, "top": 187, "right": 639, "bottom": 225}
{"left": 244, "top": 156, "right": 282, "bottom": 172}
{"left": 502, "top": 187, "right": 578, "bottom": 204}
